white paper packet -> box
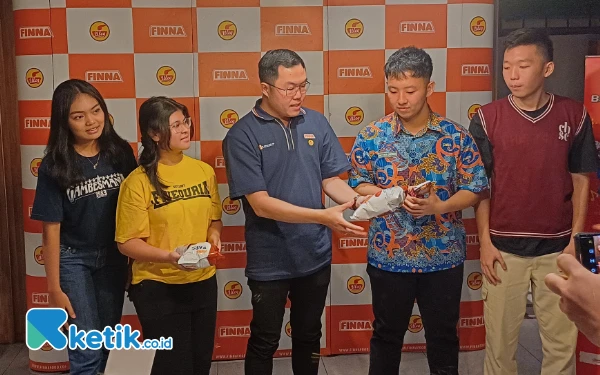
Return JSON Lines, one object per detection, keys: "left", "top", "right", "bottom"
{"left": 350, "top": 186, "right": 406, "bottom": 221}
{"left": 175, "top": 242, "right": 212, "bottom": 270}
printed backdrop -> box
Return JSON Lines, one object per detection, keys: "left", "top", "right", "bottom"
{"left": 14, "top": 0, "right": 493, "bottom": 372}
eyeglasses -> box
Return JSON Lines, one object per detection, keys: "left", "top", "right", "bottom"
{"left": 170, "top": 117, "right": 192, "bottom": 134}
{"left": 267, "top": 81, "right": 311, "bottom": 97}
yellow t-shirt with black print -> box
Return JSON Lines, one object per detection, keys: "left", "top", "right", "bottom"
{"left": 115, "top": 155, "right": 222, "bottom": 285}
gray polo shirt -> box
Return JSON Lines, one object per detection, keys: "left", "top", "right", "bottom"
{"left": 223, "top": 99, "right": 350, "bottom": 281}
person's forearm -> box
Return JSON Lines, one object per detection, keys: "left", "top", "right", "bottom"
{"left": 475, "top": 198, "right": 492, "bottom": 245}
{"left": 572, "top": 173, "right": 590, "bottom": 234}
{"left": 207, "top": 220, "right": 223, "bottom": 239}
{"left": 252, "top": 195, "right": 325, "bottom": 224}
{"left": 118, "top": 238, "right": 171, "bottom": 263}
{"left": 440, "top": 190, "right": 484, "bottom": 214}
{"left": 353, "top": 182, "right": 383, "bottom": 196}
{"left": 42, "top": 223, "right": 61, "bottom": 292}
{"left": 323, "top": 177, "right": 360, "bottom": 205}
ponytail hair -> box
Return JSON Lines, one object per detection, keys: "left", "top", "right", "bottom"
{"left": 138, "top": 97, "right": 193, "bottom": 201}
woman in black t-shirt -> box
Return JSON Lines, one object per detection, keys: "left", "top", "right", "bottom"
{"left": 31, "top": 79, "right": 137, "bottom": 375}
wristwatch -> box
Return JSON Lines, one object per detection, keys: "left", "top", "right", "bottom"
{"left": 351, "top": 194, "right": 361, "bottom": 210}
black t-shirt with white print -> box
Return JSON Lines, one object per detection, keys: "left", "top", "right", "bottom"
{"left": 31, "top": 148, "right": 137, "bottom": 250}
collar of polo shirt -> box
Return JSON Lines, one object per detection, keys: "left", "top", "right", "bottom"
{"left": 251, "top": 99, "right": 306, "bottom": 122}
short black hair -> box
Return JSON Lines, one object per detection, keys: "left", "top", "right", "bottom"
{"left": 385, "top": 46, "right": 433, "bottom": 81}
{"left": 503, "top": 28, "right": 553, "bottom": 62}
{"left": 258, "top": 49, "right": 306, "bottom": 84}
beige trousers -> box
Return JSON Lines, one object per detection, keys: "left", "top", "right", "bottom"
{"left": 483, "top": 251, "right": 577, "bottom": 375}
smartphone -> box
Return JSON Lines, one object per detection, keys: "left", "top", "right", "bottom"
{"left": 408, "top": 181, "right": 433, "bottom": 197}
{"left": 574, "top": 233, "right": 600, "bottom": 274}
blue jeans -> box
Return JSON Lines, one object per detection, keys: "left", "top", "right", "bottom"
{"left": 59, "top": 244, "right": 128, "bottom": 375}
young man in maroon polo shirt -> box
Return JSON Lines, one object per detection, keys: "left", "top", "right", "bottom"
{"left": 470, "top": 28, "right": 597, "bottom": 375}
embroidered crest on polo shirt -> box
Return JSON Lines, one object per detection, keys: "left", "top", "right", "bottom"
{"left": 559, "top": 122, "right": 570, "bottom": 141}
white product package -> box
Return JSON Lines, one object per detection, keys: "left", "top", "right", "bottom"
{"left": 175, "top": 242, "right": 212, "bottom": 270}
{"left": 350, "top": 186, "right": 406, "bottom": 221}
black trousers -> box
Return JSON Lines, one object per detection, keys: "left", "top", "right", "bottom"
{"left": 244, "top": 265, "right": 331, "bottom": 375}
{"left": 129, "top": 276, "right": 217, "bottom": 375}
{"left": 367, "top": 264, "right": 464, "bottom": 375}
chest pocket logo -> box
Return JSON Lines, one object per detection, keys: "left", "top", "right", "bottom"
{"left": 558, "top": 122, "right": 570, "bottom": 142}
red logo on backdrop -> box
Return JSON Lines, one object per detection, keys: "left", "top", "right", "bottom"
{"left": 222, "top": 197, "right": 241, "bottom": 215}
{"left": 218, "top": 21, "right": 237, "bottom": 40}
{"left": 467, "top": 104, "right": 481, "bottom": 120}
{"left": 32, "top": 293, "right": 49, "bottom": 305}
{"left": 408, "top": 315, "right": 423, "bottom": 333}
{"left": 26, "top": 68, "right": 44, "bottom": 88}
{"left": 90, "top": 21, "right": 110, "bottom": 42}
{"left": 34, "top": 246, "right": 44, "bottom": 265}
{"left": 220, "top": 109, "right": 239, "bottom": 129}
{"left": 470, "top": 16, "right": 486, "bottom": 36}
{"left": 156, "top": 66, "right": 176, "bottom": 86}
{"left": 219, "top": 325, "right": 250, "bottom": 337}
{"left": 467, "top": 272, "right": 483, "bottom": 290}
{"left": 347, "top": 276, "right": 365, "bottom": 294}
{"left": 224, "top": 281, "right": 242, "bottom": 299}
{"left": 285, "top": 322, "right": 292, "bottom": 337}
{"left": 345, "top": 19, "right": 364, "bottom": 38}
{"left": 41, "top": 342, "right": 53, "bottom": 351}
{"left": 30, "top": 158, "right": 42, "bottom": 177}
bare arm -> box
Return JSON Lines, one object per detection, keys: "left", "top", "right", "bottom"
{"left": 322, "top": 176, "right": 360, "bottom": 205}
{"left": 118, "top": 238, "right": 174, "bottom": 263}
{"left": 353, "top": 182, "right": 383, "bottom": 196}
{"left": 42, "top": 222, "right": 62, "bottom": 293}
{"left": 207, "top": 220, "right": 223, "bottom": 242}
{"left": 474, "top": 197, "right": 492, "bottom": 246}
{"left": 571, "top": 173, "right": 590, "bottom": 235}
{"left": 440, "top": 190, "right": 485, "bottom": 214}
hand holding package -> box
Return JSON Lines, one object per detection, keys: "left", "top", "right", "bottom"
{"left": 175, "top": 242, "right": 212, "bottom": 270}
{"left": 350, "top": 186, "right": 406, "bottom": 221}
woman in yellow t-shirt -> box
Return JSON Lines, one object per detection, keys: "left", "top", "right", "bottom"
{"left": 115, "top": 96, "right": 222, "bottom": 375}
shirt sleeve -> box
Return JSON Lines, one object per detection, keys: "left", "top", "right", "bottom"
{"left": 569, "top": 112, "right": 598, "bottom": 174}
{"left": 115, "top": 175, "right": 150, "bottom": 243}
{"left": 348, "top": 128, "right": 375, "bottom": 188}
{"left": 30, "top": 160, "right": 64, "bottom": 223}
{"left": 320, "top": 118, "right": 351, "bottom": 180}
{"left": 208, "top": 169, "right": 222, "bottom": 221}
{"left": 456, "top": 131, "right": 490, "bottom": 194}
{"left": 469, "top": 113, "right": 494, "bottom": 179}
{"left": 222, "top": 128, "right": 267, "bottom": 200}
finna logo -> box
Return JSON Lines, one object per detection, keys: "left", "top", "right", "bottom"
{"left": 559, "top": 122, "right": 570, "bottom": 141}
{"left": 400, "top": 21, "right": 435, "bottom": 34}
{"left": 19, "top": 26, "right": 52, "bottom": 39}
{"left": 149, "top": 25, "right": 187, "bottom": 37}
{"left": 26, "top": 308, "right": 172, "bottom": 351}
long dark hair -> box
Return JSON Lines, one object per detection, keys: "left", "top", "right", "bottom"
{"left": 138, "top": 97, "right": 193, "bottom": 201}
{"left": 45, "top": 79, "right": 133, "bottom": 190}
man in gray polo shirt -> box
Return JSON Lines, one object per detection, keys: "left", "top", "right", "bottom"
{"left": 223, "top": 49, "right": 367, "bottom": 375}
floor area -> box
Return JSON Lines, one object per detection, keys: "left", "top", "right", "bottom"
{"left": 1, "top": 319, "right": 543, "bottom": 375}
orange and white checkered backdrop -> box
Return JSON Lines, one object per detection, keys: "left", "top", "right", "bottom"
{"left": 14, "top": 0, "right": 493, "bottom": 372}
